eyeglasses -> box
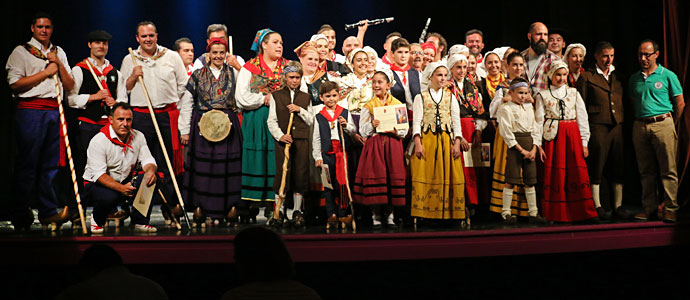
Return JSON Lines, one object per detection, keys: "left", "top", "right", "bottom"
{"left": 411, "top": 51, "right": 423, "bottom": 55}
{"left": 639, "top": 52, "right": 656, "bottom": 59}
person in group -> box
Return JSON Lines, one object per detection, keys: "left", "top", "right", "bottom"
{"left": 183, "top": 38, "right": 244, "bottom": 226}
{"left": 68, "top": 30, "right": 129, "bottom": 226}
{"left": 174, "top": 37, "right": 194, "bottom": 76}
{"left": 313, "top": 81, "right": 357, "bottom": 228}
{"left": 339, "top": 48, "right": 372, "bottom": 146}
{"left": 236, "top": 28, "right": 288, "bottom": 222}
{"left": 495, "top": 78, "right": 545, "bottom": 224}
{"left": 83, "top": 103, "right": 158, "bottom": 233}
{"left": 7, "top": 12, "right": 75, "bottom": 230}
{"left": 296, "top": 40, "right": 341, "bottom": 111}
{"left": 364, "top": 46, "right": 387, "bottom": 76}
{"left": 465, "top": 29, "right": 485, "bottom": 64}
{"left": 354, "top": 69, "right": 408, "bottom": 226}
{"left": 522, "top": 22, "right": 559, "bottom": 93}
{"left": 575, "top": 41, "right": 625, "bottom": 219}
{"left": 311, "top": 33, "right": 349, "bottom": 76}
{"left": 466, "top": 53, "right": 479, "bottom": 81}
{"left": 481, "top": 51, "right": 506, "bottom": 102}
{"left": 548, "top": 28, "right": 567, "bottom": 59}
{"left": 341, "top": 36, "right": 361, "bottom": 63}
{"left": 192, "top": 24, "right": 244, "bottom": 73}
{"left": 220, "top": 227, "right": 321, "bottom": 300}
{"left": 564, "top": 43, "right": 586, "bottom": 87}
{"left": 409, "top": 43, "right": 424, "bottom": 72}
{"left": 425, "top": 32, "right": 448, "bottom": 62}
{"left": 447, "top": 54, "right": 487, "bottom": 208}
{"left": 267, "top": 61, "right": 314, "bottom": 227}
{"left": 535, "top": 60, "right": 598, "bottom": 222}
{"left": 629, "top": 39, "right": 684, "bottom": 223}
{"left": 410, "top": 62, "right": 469, "bottom": 223}
{"left": 317, "top": 24, "right": 344, "bottom": 64}
{"left": 381, "top": 32, "right": 401, "bottom": 66}
{"left": 389, "top": 38, "right": 421, "bottom": 114}
{"left": 121, "top": 21, "right": 192, "bottom": 225}
{"left": 488, "top": 52, "right": 531, "bottom": 217}
{"left": 421, "top": 42, "right": 436, "bottom": 70}
{"left": 501, "top": 47, "right": 519, "bottom": 77}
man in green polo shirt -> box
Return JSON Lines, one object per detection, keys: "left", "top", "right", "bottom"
{"left": 629, "top": 39, "right": 685, "bottom": 223}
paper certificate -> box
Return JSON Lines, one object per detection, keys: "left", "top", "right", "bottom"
{"left": 133, "top": 175, "right": 155, "bottom": 216}
{"left": 373, "top": 104, "right": 409, "bottom": 133}
{"left": 320, "top": 164, "right": 333, "bottom": 190}
{"left": 462, "top": 143, "right": 491, "bottom": 167}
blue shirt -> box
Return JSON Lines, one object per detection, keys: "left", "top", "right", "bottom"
{"left": 629, "top": 65, "right": 683, "bottom": 118}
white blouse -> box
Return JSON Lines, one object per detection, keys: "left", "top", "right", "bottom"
{"left": 411, "top": 87, "right": 462, "bottom": 140}
{"left": 534, "top": 84, "right": 590, "bottom": 147}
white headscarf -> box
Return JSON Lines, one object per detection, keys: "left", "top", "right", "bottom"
{"left": 563, "top": 43, "right": 587, "bottom": 60}
{"left": 546, "top": 60, "right": 569, "bottom": 80}
{"left": 447, "top": 54, "right": 468, "bottom": 70}
{"left": 448, "top": 44, "right": 470, "bottom": 57}
{"left": 346, "top": 48, "right": 368, "bottom": 73}
{"left": 377, "top": 67, "right": 396, "bottom": 86}
{"left": 423, "top": 61, "right": 448, "bottom": 81}
{"left": 310, "top": 34, "right": 328, "bottom": 43}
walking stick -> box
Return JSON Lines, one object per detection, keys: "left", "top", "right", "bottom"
{"left": 128, "top": 48, "right": 191, "bottom": 229}
{"left": 53, "top": 75, "right": 88, "bottom": 234}
{"left": 274, "top": 112, "right": 295, "bottom": 221}
{"left": 338, "top": 122, "right": 357, "bottom": 231}
{"left": 84, "top": 59, "right": 113, "bottom": 114}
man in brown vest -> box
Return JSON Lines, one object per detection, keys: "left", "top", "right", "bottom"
{"left": 575, "top": 41, "right": 625, "bottom": 219}
{"left": 267, "top": 62, "right": 314, "bottom": 226}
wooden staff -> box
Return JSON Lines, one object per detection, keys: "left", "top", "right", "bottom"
{"left": 128, "top": 48, "right": 191, "bottom": 229}
{"left": 84, "top": 59, "right": 113, "bottom": 114}
{"left": 228, "top": 36, "right": 233, "bottom": 55}
{"left": 274, "top": 113, "right": 295, "bottom": 220}
{"left": 53, "top": 74, "right": 87, "bottom": 234}
{"left": 338, "top": 122, "right": 357, "bottom": 231}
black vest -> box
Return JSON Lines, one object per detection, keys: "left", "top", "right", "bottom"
{"left": 390, "top": 69, "right": 421, "bottom": 106}
{"left": 78, "top": 66, "right": 119, "bottom": 122}
{"left": 315, "top": 108, "right": 351, "bottom": 154}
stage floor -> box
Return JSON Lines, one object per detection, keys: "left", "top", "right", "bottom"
{"left": 2, "top": 207, "right": 688, "bottom": 265}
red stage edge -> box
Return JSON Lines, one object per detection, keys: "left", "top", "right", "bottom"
{"left": 2, "top": 221, "right": 688, "bottom": 264}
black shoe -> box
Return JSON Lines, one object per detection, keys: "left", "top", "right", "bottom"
{"left": 502, "top": 214, "right": 517, "bottom": 224}
{"left": 614, "top": 207, "right": 632, "bottom": 220}
{"left": 596, "top": 207, "right": 612, "bottom": 220}
{"left": 292, "top": 211, "right": 305, "bottom": 228}
{"left": 528, "top": 215, "right": 550, "bottom": 224}
{"left": 11, "top": 209, "right": 34, "bottom": 231}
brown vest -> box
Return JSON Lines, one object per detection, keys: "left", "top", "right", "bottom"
{"left": 575, "top": 67, "right": 624, "bottom": 125}
{"left": 273, "top": 87, "right": 311, "bottom": 139}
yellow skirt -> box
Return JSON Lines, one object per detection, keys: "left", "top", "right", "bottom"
{"left": 410, "top": 131, "right": 465, "bottom": 219}
{"left": 489, "top": 128, "right": 530, "bottom": 216}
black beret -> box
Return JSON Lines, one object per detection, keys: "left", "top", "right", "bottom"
{"left": 88, "top": 30, "right": 112, "bottom": 42}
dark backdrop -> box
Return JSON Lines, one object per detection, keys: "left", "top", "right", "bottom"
{"left": 1, "top": 0, "right": 663, "bottom": 210}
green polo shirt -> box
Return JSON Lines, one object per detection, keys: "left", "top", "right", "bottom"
{"left": 629, "top": 65, "right": 683, "bottom": 118}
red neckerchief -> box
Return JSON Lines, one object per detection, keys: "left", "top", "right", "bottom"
{"left": 76, "top": 59, "right": 114, "bottom": 97}
{"left": 381, "top": 54, "right": 393, "bottom": 66}
{"left": 568, "top": 67, "right": 584, "bottom": 87}
{"left": 100, "top": 125, "right": 133, "bottom": 153}
{"left": 319, "top": 104, "right": 344, "bottom": 123}
{"left": 390, "top": 64, "right": 410, "bottom": 85}
{"left": 328, "top": 50, "right": 337, "bottom": 61}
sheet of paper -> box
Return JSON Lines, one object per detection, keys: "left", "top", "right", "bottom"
{"left": 373, "top": 104, "right": 409, "bottom": 133}
{"left": 462, "top": 143, "right": 491, "bottom": 167}
{"left": 133, "top": 175, "right": 155, "bottom": 216}
{"left": 320, "top": 164, "right": 333, "bottom": 190}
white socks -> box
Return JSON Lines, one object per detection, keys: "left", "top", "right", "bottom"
{"left": 592, "top": 184, "right": 601, "bottom": 208}
{"left": 525, "top": 186, "right": 538, "bottom": 217}
{"left": 502, "top": 187, "right": 513, "bottom": 218}
{"left": 613, "top": 183, "right": 623, "bottom": 209}
{"left": 293, "top": 193, "right": 303, "bottom": 213}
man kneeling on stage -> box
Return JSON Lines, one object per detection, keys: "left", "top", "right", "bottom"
{"left": 83, "top": 102, "right": 158, "bottom": 233}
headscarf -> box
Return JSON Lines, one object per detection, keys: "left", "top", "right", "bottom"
{"left": 363, "top": 46, "right": 378, "bottom": 58}
{"left": 563, "top": 43, "right": 587, "bottom": 60}
{"left": 446, "top": 54, "right": 468, "bottom": 71}
{"left": 422, "top": 61, "right": 447, "bottom": 81}
{"left": 546, "top": 60, "right": 569, "bottom": 80}
{"left": 310, "top": 34, "right": 328, "bottom": 43}
{"left": 346, "top": 48, "right": 368, "bottom": 73}
{"left": 448, "top": 44, "right": 469, "bottom": 57}
{"left": 481, "top": 50, "right": 501, "bottom": 71}
{"left": 294, "top": 41, "right": 318, "bottom": 58}
{"left": 250, "top": 28, "right": 274, "bottom": 53}
{"left": 206, "top": 37, "right": 228, "bottom": 52}
{"left": 421, "top": 42, "right": 437, "bottom": 57}
{"left": 377, "top": 67, "right": 397, "bottom": 86}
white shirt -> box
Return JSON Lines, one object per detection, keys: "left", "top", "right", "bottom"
{"left": 490, "top": 86, "right": 535, "bottom": 120}
{"left": 358, "top": 106, "right": 408, "bottom": 139}
{"left": 235, "top": 67, "right": 266, "bottom": 111}
{"left": 496, "top": 101, "right": 541, "bottom": 148}
{"left": 6, "top": 37, "right": 71, "bottom": 98}
{"left": 596, "top": 64, "right": 616, "bottom": 81}
{"left": 412, "top": 88, "right": 463, "bottom": 139}
{"left": 311, "top": 108, "right": 356, "bottom": 162}
{"left": 266, "top": 89, "right": 314, "bottom": 141}
{"left": 334, "top": 53, "right": 346, "bottom": 65}
{"left": 120, "top": 46, "right": 193, "bottom": 135}
{"left": 534, "top": 84, "right": 590, "bottom": 147}
{"left": 83, "top": 126, "right": 156, "bottom": 183}
{"left": 68, "top": 57, "right": 127, "bottom": 110}
{"left": 526, "top": 53, "right": 541, "bottom": 83}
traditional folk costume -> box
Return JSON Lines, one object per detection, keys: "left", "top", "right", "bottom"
{"left": 353, "top": 91, "right": 408, "bottom": 212}
{"left": 314, "top": 104, "right": 357, "bottom": 219}
{"left": 120, "top": 45, "right": 192, "bottom": 210}
{"left": 6, "top": 37, "right": 72, "bottom": 225}
{"left": 447, "top": 55, "right": 488, "bottom": 206}
{"left": 68, "top": 56, "right": 128, "bottom": 195}
{"left": 83, "top": 125, "right": 157, "bottom": 229}
{"left": 488, "top": 79, "right": 531, "bottom": 217}
{"left": 183, "top": 41, "right": 243, "bottom": 221}
{"left": 410, "top": 62, "right": 466, "bottom": 220}
{"left": 564, "top": 44, "right": 587, "bottom": 88}
{"left": 495, "top": 82, "right": 542, "bottom": 220}
{"left": 390, "top": 63, "right": 421, "bottom": 113}
{"left": 267, "top": 84, "right": 314, "bottom": 221}
{"left": 521, "top": 48, "right": 559, "bottom": 93}
{"left": 236, "top": 29, "right": 289, "bottom": 205}
{"left": 535, "top": 61, "right": 597, "bottom": 222}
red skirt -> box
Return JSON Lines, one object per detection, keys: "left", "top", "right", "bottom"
{"left": 460, "top": 117, "right": 479, "bottom": 205}
{"left": 542, "top": 121, "right": 597, "bottom": 222}
{"left": 353, "top": 134, "right": 406, "bottom": 206}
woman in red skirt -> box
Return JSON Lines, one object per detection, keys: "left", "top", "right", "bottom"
{"left": 535, "top": 60, "right": 598, "bottom": 222}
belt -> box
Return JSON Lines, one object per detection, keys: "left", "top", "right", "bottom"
{"left": 637, "top": 112, "right": 672, "bottom": 124}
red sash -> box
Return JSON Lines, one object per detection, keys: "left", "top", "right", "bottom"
{"left": 16, "top": 98, "right": 58, "bottom": 110}
{"left": 327, "top": 140, "right": 349, "bottom": 209}
{"left": 132, "top": 103, "right": 184, "bottom": 175}
{"left": 78, "top": 116, "right": 109, "bottom": 126}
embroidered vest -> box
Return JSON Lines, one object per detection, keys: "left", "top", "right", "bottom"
{"left": 421, "top": 88, "right": 453, "bottom": 134}
{"left": 272, "top": 88, "right": 311, "bottom": 139}
{"left": 537, "top": 87, "right": 579, "bottom": 120}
